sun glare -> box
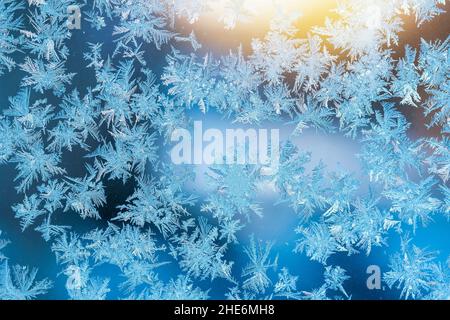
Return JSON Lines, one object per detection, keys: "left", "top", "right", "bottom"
{"left": 203, "top": 0, "right": 339, "bottom": 31}
{"left": 193, "top": 0, "right": 339, "bottom": 49}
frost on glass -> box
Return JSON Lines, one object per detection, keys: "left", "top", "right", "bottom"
{"left": 0, "top": 0, "right": 448, "bottom": 300}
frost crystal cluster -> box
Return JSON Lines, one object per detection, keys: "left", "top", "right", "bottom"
{"left": 0, "top": 0, "right": 449, "bottom": 300}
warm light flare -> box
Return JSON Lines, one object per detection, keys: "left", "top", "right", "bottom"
{"left": 208, "top": 0, "right": 313, "bottom": 21}
{"left": 194, "top": 0, "right": 338, "bottom": 48}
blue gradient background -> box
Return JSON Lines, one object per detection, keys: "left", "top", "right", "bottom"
{"left": 0, "top": 2, "right": 449, "bottom": 300}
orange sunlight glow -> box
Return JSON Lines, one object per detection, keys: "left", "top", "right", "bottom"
{"left": 192, "top": 0, "right": 338, "bottom": 51}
